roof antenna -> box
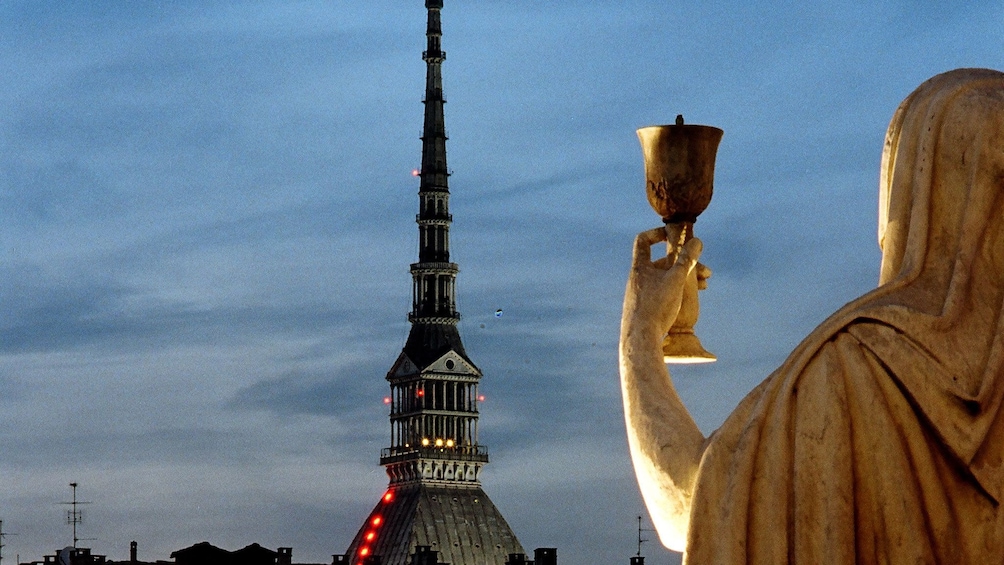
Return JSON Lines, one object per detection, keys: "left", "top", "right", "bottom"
{"left": 60, "top": 483, "right": 92, "bottom": 548}
{"left": 0, "top": 519, "right": 19, "bottom": 565}
{"left": 636, "top": 515, "right": 656, "bottom": 557}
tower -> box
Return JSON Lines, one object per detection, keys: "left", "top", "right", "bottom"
{"left": 343, "top": 2, "right": 524, "bottom": 564}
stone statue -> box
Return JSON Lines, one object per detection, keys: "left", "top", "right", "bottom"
{"left": 620, "top": 68, "right": 1004, "bottom": 563}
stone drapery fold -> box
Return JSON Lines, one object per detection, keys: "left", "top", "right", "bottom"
{"left": 684, "top": 69, "right": 1004, "bottom": 563}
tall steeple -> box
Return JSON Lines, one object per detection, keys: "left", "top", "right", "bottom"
{"left": 402, "top": 0, "right": 466, "bottom": 368}
{"left": 343, "top": 3, "right": 524, "bottom": 564}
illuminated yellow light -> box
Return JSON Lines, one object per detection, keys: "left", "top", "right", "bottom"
{"left": 421, "top": 438, "right": 430, "bottom": 446}
{"left": 435, "top": 439, "right": 444, "bottom": 447}
{"left": 445, "top": 439, "right": 455, "bottom": 447}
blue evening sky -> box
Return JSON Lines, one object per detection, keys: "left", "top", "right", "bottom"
{"left": 2, "top": 2, "right": 1001, "bottom": 563}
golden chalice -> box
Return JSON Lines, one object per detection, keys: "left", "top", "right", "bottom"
{"left": 637, "top": 115, "right": 722, "bottom": 363}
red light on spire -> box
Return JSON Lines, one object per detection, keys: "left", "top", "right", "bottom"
{"left": 365, "top": 532, "right": 376, "bottom": 542}
{"left": 411, "top": 169, "right": 420, "bottom": 177}
{"left": 417, "top": 390, "right": 425, "bottom": 397}
{"left": 371, "top": 516, "right": 383, "bottom": 527}
{"left": 383, "top": 491, "right": 394, "bottom": 503}
{"left": 359, "top": 547, "right": 370, "bottom": 557}
{"left": 478, "top": 394, "right": 486, "bottom": 402}
{"left": 383, "top": 397, "right": 392, "bottom": 405}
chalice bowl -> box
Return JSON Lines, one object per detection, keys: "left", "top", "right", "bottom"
{"left": 637, "top": 115, "right": 723, "bottom": 363}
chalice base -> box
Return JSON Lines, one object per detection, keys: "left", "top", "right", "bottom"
{"left": 663, "top": 330, "right": 716, "bottom": 364}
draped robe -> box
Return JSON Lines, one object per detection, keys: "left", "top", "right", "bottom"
{"left": 682, "top": 69, "right": 1004, "bottom": 563}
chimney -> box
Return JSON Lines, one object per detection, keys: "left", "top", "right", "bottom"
{"left": 409, "top": 547, "right": 440, "bottom": 565}
{"left": 630, "top": 557, "right": 645, "bottom": 565}
{"left": 130, "top": 542, "right": 137, "bottom": 564}
{"left": 533, "top": 548, "right": 556, "bottom": 565}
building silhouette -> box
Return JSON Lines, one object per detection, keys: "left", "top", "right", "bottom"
{"left": 170, "top": 543, "right": 295, "bottom": 565}
{"left": 342, "top": 2, "right": 524, "bottom": 564}
{"left": 22, "top": 542, "right": 331, "bottom": 565}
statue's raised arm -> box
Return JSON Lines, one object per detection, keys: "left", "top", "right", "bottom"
{"left": 620, "top": 68, "right": 1004, "bottom": 563}
{"left": 619, "top": 227, "right": 706, "bottom": 551}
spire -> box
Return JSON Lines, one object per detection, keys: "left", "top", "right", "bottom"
{"left": 420, "top": 0, "right": 448, "bottom": 199}
{"left": 343, "top": 4, "right": 525, "bottom": 562}
{"left": 404, "top": 0, "right": 465, "bottom": 368}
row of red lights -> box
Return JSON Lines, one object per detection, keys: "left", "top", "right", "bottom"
{"left": 358, "top": 490, "right": 395, "bottom": 560}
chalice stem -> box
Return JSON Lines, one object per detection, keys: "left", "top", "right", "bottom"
{"left": 662, "top": 222, "right": 714, "bottom": 363}
{"left": 664, "top": 222, "right": 692, "bottom": 262}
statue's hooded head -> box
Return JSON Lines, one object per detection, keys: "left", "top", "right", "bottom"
{"left": 782, "top": 69, "right": 1004, "bottom": 476}
{"left": 849, "top": 68, "right": 1004, "bottom": 406}
{"left": 877, "top": 69, "right": 1004, "bottom": 316}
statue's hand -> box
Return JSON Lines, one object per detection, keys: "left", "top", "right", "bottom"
{"left": 625, "top": 227, "right": 703, "bottom": 336}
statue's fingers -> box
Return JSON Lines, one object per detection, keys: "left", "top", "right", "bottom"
{"left": 661, "top": 238, "right": 702, "bottom": 294}
{"left": 639, "top": 227, "right": 668, "bottom": 246}
{"left": 675, "top": 238, "right": 703, "bottom": 273}
{"left": 695, "top": 261, "right": 712, "bottom": 290}
{"left": 633, "top": 228, "right": 668, "bottom": 265}
{"left": 663, "top": 256, "right": 691, "bottom": 294}
{"left": 652, "top": 256, "right": 673, "bottom": 270}
{"left": 696, "top": 262, "right": 712, "bottom": 280}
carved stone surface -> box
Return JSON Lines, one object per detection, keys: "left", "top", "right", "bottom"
{"left": 620, "top": 68, "right": 1004, "bottom": 563}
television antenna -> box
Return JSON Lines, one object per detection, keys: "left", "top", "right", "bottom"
{"left": 60, "top": 483, "right": 92, "bottom": 548}
{"left": 0, "top": 520, "right": 19, "bottom": 565}
{"left": 636, "top": 515, "right": 656, "bottom": 557}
